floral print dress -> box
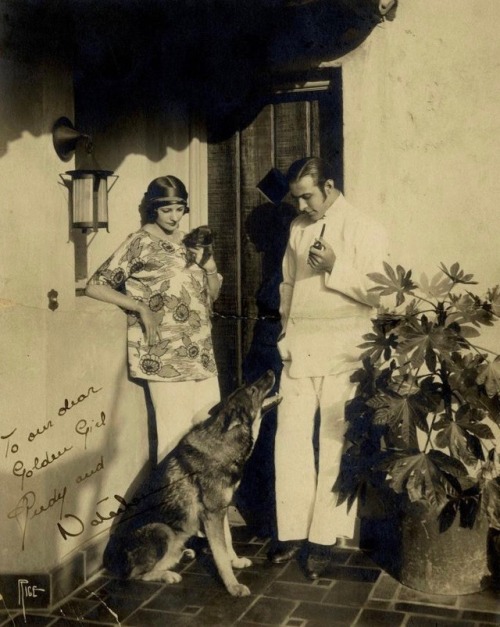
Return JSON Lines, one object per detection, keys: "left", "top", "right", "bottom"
{"left": 87, "top": 229, "right": 218, "bottom": 382}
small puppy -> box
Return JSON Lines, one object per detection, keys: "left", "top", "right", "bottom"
{"left": 182, "top": 225, "right": 214, "bottom": 267}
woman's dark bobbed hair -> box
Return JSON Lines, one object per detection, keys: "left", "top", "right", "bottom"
{"left": 143, "top": 176, "right": 189, "bottom": 223}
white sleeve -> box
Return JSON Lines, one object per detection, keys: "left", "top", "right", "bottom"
{"left": 324, "top": 219, "right": 390, "bottom": 308}
{"left": 279, "top": 228, "right": 297, "bottom": 333}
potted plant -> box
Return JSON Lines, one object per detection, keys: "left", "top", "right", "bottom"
{"left": 336, "top": 262, "right": 500, "bottom": 594}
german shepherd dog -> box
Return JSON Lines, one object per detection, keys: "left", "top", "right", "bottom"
{"left": 103, "top": 370, "right": 280, "bottom": 597}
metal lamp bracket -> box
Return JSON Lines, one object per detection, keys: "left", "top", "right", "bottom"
{"left": 52, "top": 117, "right": 92, "bottom": 162}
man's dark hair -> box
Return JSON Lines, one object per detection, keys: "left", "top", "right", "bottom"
{"left": 286, "top": 157, "right": 335, "bottom": 194}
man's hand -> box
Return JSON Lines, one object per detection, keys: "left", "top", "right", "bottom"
{"left": 307, "top": 238, "right": 336, "bottom": 273}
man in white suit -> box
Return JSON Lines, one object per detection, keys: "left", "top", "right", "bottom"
{"left": 270, "top": 157, "right": 390, "bottom": 578}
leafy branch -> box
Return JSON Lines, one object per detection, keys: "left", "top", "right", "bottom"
{"left": 337, "top": 262, "right": 500, "bottom": 529}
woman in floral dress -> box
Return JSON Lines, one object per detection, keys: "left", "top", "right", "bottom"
{"left": 85, "top": 175, "right": 222, "bottom": 459}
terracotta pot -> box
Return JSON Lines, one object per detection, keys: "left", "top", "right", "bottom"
{"left": 360, "top": 498, "right": 491, "bottom": 595}
{"left": 399, "top": 502, "right": 489, "bottom": 595}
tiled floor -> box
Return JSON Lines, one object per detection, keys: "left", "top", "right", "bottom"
{"left": 1, "top": 528, "right": 499, "bottom": 626}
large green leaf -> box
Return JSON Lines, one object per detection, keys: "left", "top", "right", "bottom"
{"left": 419, "top": 271, "right": 454, "bottom": 300}
{"left": 446, "top": 293, "right": 494, "bottom": 328}
{"left": 438, "top": 484, "right": 482, "bottom": 532}
{"left": 481, "top": 477, "right": 500, "bottom": 528}
{"left": 398, "top": 318, "right": 460, "bottom": 369}
{"left": 368, "top": 392, "right": 429, "bottom": 446}
{"left": 476, "top": 357, "right": 500, "bottom": 398}
{"left": 358, "top": 327, "right": 398, "bottom": 363}
{"left": 367, "top": 262, "right": 417, "bottom": 307}
{"left": 487, "top": 285, "right": 500, "bottom": 317}
{"left": 381, "top": 450, "right": 466, "bottom": 510}
{"left": 435, "top": 422, "right": 484, "bottom": 466}
{"left": 439, "top": 262, "right": 477, "bottom": 285}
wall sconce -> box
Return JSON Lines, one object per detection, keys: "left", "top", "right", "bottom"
{"left": 52, "top": 117, "right": 118, "bottom": 232}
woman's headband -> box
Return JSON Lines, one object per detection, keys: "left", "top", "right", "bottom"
{"left": 149, "top": 197, "right": 187, "bottom": 206}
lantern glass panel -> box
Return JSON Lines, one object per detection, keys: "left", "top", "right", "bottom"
{"left": 72, "top": 174, "right": 94, "bottom": 229}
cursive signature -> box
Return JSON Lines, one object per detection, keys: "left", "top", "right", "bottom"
{"left": 7, "top": 487, "right": 67, "bottom": 551}
{"left": 18, "top": 578, "right": 46, "bottom": 620}
{"left": 57, "top": 492, "right": 145, "bottom": 540}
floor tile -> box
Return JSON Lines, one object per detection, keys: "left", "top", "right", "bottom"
{"left": 11, "top": 530, "right": 500, "bottom": 626}
{"left": 393, "top": 601, "right": 461, "bottom": 618}
{"left": 277, "top": 560, "right": 315, "bottom": 584}
{"left": 396, "top": 584, "right": 458, "bottom": 606}
{"left": 322, "top": 564, "right": 381, "bottom": 583}
{"left": 92, "top": 578, "right": 164, "bottom": 599}
{"left": 241, "top": 596, "right": 296, "bottom": 625}
{"left": 354, "top": 608, "right": 406, "bottom": 626}
{"left": 347, "top": 550, "right": 381, "bottom": 568}
{"left": 461, "top": 608, "right": 500, "bottom": 622}
{"left": 177, "top": 594, "right": 254, "bottom": 624}
{"left": 53, "top": 598, "right": 101, "bottom": 622}
{"left": 365, "top": 599, "right": 392, "bottom": 611}
{"left": 322, "top": 580, "right": 374, "bottom": 607}
{"left": 123, "top": 609, "right": 198, "bottom": 626}
{"left": 457, "top": 588, "right": 500, "bottom": 613}
{"left": 0, "top": 615, "right": 56, "bottom": 627}
{"left": 265, "top": 581, "right": 328, "bottom": 603}
{"left": 50, "top": 620, "right": 118, "bottom": 626}
{"left": 83, "top": 593, "right": 147, "bottom": 623}
{"left": 291, "top": 601, "right": 360, "bottom": 625}
{"left": 328, "top": 548, "right": 354, "bottom": 566}
{"left": 144, "top": 585, "right": 223, "bottom": 613}
{"left": 406, "top": 617, "right": 475, "bottom": 627}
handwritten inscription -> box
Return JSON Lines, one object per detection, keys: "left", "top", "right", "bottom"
{"left": 57, "top": 492, "right": 141, "bottom": 540}
{"left": 28, "top": 420, "right": 54, "bottom": 442}
{"left": 3, "top": 384, "right": 108, "bottom": 552}
{"left": 58, "top": 386, "right": 102, "bottom": 416}
{"left": 13, "top": 446, "right": 73, "bottom": 490}
{"left": 18, "top": 578, "right": 46, "bottom": 619}
{"left": 75, "top": 412, "right": 106, "bottom": 450}
{"left": 8, "top": 487, "right": 67, "bottom": 550}
{"left": 76, "top": 455, "right": 104, "bottom": 484}
{"left": 2, "top": 428, "right": 19, "bottom": 457}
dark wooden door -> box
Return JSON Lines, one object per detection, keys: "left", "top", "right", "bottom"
{"left": 208, "top": 71, "right": 343, "bottom": 395}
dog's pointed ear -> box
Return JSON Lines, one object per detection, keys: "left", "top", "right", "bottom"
{"left": 222, "top": 407, "right": 244, "bottom": 432}
{"left": 208, "top": 401, "right": 223, "bottom": 416}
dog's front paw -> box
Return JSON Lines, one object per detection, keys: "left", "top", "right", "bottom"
{"left": 227, "top": 583, "right": 251, "bottom": 597}
{"left": 231, "top": 556, "right": 252, "bottom": 569}
{"left": 160, "top": 571, "right": 182, "bottom": 584}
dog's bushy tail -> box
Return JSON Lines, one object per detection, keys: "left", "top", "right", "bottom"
{"left": 103, "top": 524, "right": 170, "bottom": 579}
{"left": 103, "top": 533, "right": 134, "bottom": 579}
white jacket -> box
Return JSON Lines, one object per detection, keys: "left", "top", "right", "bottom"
{"left": 278, "top": 193, "right": 390, "bottom": 378}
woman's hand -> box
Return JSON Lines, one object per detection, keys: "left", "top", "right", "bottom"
{"left": 187, "top": 245, "right": 215, "bottom": 271}
{"left": 138, "top": 304, "right": 162, "bottom": 346}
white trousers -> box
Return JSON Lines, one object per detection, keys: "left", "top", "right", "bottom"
{"left": 148, "top": 376, "right": 220, "bottom": 460}
{"left": 275, "top": 363, "right": 357, "bottom": 545}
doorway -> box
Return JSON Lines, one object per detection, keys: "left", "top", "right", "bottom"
{"left": 207, "top": 68, "right": 343, "bottom": 396}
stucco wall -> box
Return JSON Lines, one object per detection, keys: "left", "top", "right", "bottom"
{"left": 341, "top": 0, "right": 500, "bottom": 292}
{"left": 0, "top": 52, "right": 196, "bottom": 574}
{"left": 2, "top": 0, "right": 499, "bottom": 579}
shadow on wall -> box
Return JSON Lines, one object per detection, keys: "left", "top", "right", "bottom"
{"left": 235, "top": 201, "right": 298, "bottom": 538}
{"left": 0, "top": 0, "right": 397, "bottom": 159}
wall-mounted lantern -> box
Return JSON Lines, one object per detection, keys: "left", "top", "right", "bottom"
{"left": 52, "top": 117, "right": 118, "bottom": 232}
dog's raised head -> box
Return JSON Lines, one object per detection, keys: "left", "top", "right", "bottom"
{"left": 221, "top": 370, "right": 280, "bottom": 431}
